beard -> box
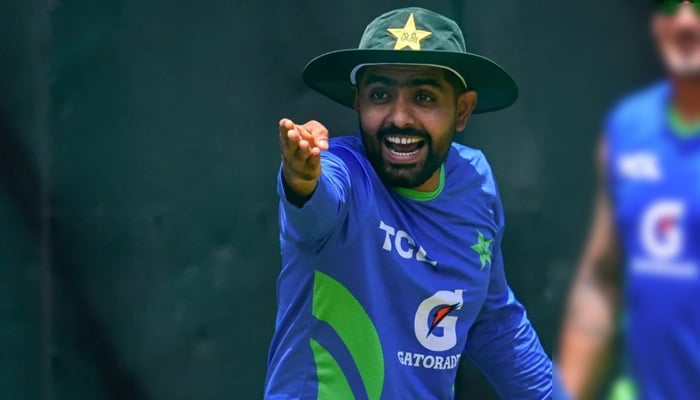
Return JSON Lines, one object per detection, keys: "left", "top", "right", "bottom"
{"left": 664, "top": 30, "right": 700, "bottom": 77}
{"left": 667, "top": 55, "right": 700, "bottom": 78}
{"left": 359, "top": 123, "right": 452, "bottom": 189}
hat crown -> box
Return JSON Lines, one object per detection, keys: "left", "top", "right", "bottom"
{"left": 358, "top": 7, "right": 467, "bottom": 53}
{"left": 301, "top": 7, "right": 518, "bottom": 114}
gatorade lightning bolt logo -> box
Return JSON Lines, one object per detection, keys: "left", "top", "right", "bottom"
{"left": 641, "top": 200, "right": 685, "bottom": 260}
{"left": 656, "top": 216, "right": 676, "bottom": 238}
{"left": 414, "top": 290, "right": 464, "bottom": 352}
{"left": 427, "top": 304, "right": 460, "bottom": 337}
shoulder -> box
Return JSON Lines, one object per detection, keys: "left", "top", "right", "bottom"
{"left": 326, "top": 134, "right": 364, "bottom": 161}
{"left": 447, "top": 142, "right": 504, "bottom": 230}
{"left": 320, "top": 134, "right": 365, "bottom": 170}
{"left": 448, "top": 142, "right": 498, "bottom": 198}
{"left": 606, "top": 80, "right": 669, "bottom": 130}
{"left": 322, "top": 134, "right": 376, "bottom": 196}
{"left": 604, "top": 80, "right": 670, "bottom": 153}
{"left": 329, "top": 134, "right": 363, "bottom": 151}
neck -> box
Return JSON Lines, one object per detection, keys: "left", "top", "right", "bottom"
{"left": 411, "top": 168, "right": 440, "bottom": 192}
{"left": 671, "top": 76, "right": 700, "bottom": 121}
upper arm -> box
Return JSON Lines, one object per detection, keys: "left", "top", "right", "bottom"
{"left": 576, "top": 135, "right": 620, "bottom": 296}
{"left": 556, "top": 135, "right": 621, "bottom": 399}
{"left": 465, "top": 173, "right": 552, "bottom": 399}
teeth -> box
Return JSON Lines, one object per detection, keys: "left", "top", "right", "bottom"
{"left": 386, "top": 136, "right": 423, "bottom": 144}
{"left": 390, "top": 149, "right": 421, "bottom": 157}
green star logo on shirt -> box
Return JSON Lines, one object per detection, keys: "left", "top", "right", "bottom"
{"left": 470, "top": 230, "right": 493, "bottom": 270}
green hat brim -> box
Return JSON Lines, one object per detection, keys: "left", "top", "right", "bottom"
{"left": 303, "top": 49, "right": 518, "bottom": 114}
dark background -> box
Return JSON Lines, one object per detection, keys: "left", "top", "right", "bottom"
{"left": 0, "top": 0, "right": 661, "bottom": 399}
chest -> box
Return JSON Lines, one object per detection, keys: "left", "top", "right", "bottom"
{"left": 323, "top": 188, "right": 496, "bottom": 336}
{"left": 610, "top": 133, "right": 700, "bottom": 282}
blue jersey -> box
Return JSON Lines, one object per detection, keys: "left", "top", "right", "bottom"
{"left": 264, "top": 133, "right": 552, "bottom": 400}
{"left": 606, "top": 81, "right": 700, "bottom": 400}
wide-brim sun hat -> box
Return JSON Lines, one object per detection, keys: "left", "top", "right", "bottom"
{"left": 302, "top": 7, "right": 518, "bottom": 114}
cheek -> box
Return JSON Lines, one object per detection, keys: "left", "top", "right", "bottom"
{"left": 653, "top": 17, "right": 671, "bottom": 39}
{"left": 422, "top": 110, "right": 457, "bottom": 153}
{"left": 421, "top": 108, "right": 456, "bottom": 135}
{"left": 359, "top": 108, "right": 384, "bottom": 131}
{"left": 655, "top": 25, "right": 676, "bottom": 53}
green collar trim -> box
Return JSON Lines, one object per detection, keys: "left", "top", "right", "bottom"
{"left": 394, "top": 165, "right": 445, "bottom": 201}
{"left": 669, "top": 106, "right": 700, "bottom": 139}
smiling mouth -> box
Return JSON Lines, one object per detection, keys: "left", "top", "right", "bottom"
{"left": 383, "top": 135, "right": 427, "bottom": 159}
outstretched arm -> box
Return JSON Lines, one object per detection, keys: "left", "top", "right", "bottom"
{"left": 277, "top": 118, "right": 351, "bottom": 243}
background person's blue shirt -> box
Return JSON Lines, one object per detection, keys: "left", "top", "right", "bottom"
{"left": 606, "top": 81, "right": 700, "bottom": 400}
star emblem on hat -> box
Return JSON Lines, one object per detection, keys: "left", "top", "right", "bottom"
{"left": 387, "top": 13, "right": 432, "bottom": 51}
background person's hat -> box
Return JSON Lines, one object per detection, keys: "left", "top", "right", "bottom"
{"left": 302, "top": 7, "right": 518, "bottom": 114}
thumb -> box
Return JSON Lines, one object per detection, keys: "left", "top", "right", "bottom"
{"left": 317, "top": 135, "right": 328, "bottom": 150}
{"left": 304, "top": 120, "right": 329, "bottom": 151}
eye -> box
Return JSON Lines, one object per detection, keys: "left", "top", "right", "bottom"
{"left": 415, "top": 92, "right": 434, "bottom": 103}
{"left": 369, "top": 90, "right": 389, "bottom": 102}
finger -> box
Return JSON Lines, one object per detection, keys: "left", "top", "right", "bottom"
{"left": 311, "top": 134, "right": 328, "bottom": 151}
{"left": 294, "top": 124, "right": 315, "bottom": 143}
{"left": 289, "top": 139, "right": 313, "bottom": 165}
{"left": 279, "top": 118, "right": 294, "bottom": 131}
{"left": 279, "top": 118, "right": 294, "bottom": 140}
{"left": 288, "top": 131, "right": 314, "bottom": 161}
{"left": 303, "top": 120, "right": 329, "bottom": 150}
{"left": 279, "top": 119, "right": 296, "bottom": 152}
{"left": 281, "top": 129, "right": 301, "bottom": 159}
{"left": 287, "top": 129, "right": 301, "bottom": 142}
{"left": 316, "top": 137, "right": 329, "bottom": 151}
{"left": 306, "top": 150, "right": 321, "bottom": 170}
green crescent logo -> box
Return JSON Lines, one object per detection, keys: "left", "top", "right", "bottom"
{"left": 311, "top": 271, "right": 385, "bottom": 400}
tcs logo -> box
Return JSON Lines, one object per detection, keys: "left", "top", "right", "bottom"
{"left": 640, "top": 200, "right": 685, "bottom": 259}
{"left": 617, "top": 152, "right": 662, "bottom": 181}
{"left": 413, "top": 290, "right": 464, "bottom": 352}
{"left": 379, "top": 220, "right": 436, "bottom": 266}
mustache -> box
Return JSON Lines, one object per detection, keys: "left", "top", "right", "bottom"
{"left": 672, "top": 29, "right": 700, "bottom": 43}
{"left": 376, "top": 125, "right": 430, "bottom": 141}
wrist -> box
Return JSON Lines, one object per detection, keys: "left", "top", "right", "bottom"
{"left": 281, "top": 167, "right": 318, "bottom": 207}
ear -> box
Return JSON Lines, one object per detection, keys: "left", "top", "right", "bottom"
{"left": 455, "top": 90, "right": 477, "bottom": 131}
{"left": 353, "top": 86, "right": 360, "bottom": 111}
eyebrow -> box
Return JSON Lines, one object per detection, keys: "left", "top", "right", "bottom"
{"left": 363, "top": 75, "right": 443, "bottom": 89}
{"left": 363, "top": 75, "right": 397, "bottom": 86}
{"left": 406, "top": 78, "right": 443, "bottom": 89}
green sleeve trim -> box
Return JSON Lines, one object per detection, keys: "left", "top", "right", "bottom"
{"left": 310, "top": 338, "right": 355, "bottom": 400}
{"left": 312, "top": 271, "right": 385, "bottom": 400}
{"left": 669, "top": 106, "right": 700, "bottom": 139}
{"left": 394, "top": 164, "right": 445, "bottom": 201}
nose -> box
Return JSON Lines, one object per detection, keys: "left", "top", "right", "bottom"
{"left": 677, "top": 2, "right": 700, "bottom": 24}
{"left": 386, "top": 91, "right": 416, "bottom": 129}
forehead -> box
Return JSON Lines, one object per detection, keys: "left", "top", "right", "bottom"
{"left": 359, "top": 65, "right": 447, "bottom": 82}
{"left": 654, "top": 3, "right": 700, "bottom": 23}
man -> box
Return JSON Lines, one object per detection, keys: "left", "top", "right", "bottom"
{"left": 558, "top": 1, "right": 700, "bottom": 399}
{"left": 265, "top": 7, "right": 552, "bottom": 399}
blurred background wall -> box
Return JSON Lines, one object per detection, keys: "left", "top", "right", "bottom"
{"left": 0, "top": 0, "right": 662, "bottom": 399}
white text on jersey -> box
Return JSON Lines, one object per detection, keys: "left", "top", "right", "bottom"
{"left": 379, "top": 220, "right": 437, "bottom": 267}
